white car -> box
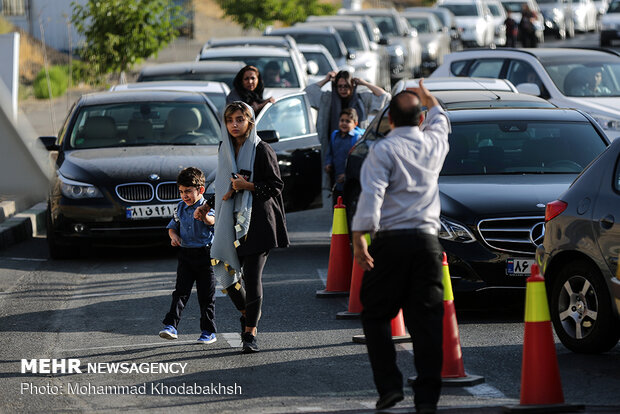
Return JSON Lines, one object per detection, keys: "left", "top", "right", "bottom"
{"left": 436, "top": 0, "right": 496, "bottom": 47}
{"left": 572, "top": 0, "right": 599, "bottom": 31}
{"left": 401, "top": 11, "right": 452, "bottom": 73}
{"left": 431, "top": 48, "right": 620, "bottom": 140}
{"left": 601, "top": 0, "right": 620, "bottom": 45}
{"left": 392, "top": 76, "right": 520, "bottom": 94}
{"left": 110, "top": 80, "right": 230, "bottom": 115}
{"left": 297, "top": 44, "right": 341, "bottom": 89}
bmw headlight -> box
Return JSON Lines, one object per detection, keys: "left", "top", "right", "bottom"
{"left": 439, "top": 218, "right": 476, "bottom": 243}
{"left": 591, "top": 114, "right": 620, "bottom": 131}
{"left": 59, "top": 174, "right": 103, "bottom": 199}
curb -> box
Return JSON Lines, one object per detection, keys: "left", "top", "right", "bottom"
{"left": 0, "top": 200, "right": 46, "bottom": 250}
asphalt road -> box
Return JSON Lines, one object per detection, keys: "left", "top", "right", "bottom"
{"left": 3, "top": 30, "right": 620, "bottom": 414}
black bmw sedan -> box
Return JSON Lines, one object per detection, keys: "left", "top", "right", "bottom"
{"left": 345, "top": 103, "right": 610, "bottom": 291}
{"left": 41, "top": 90, "right": 321, "bottom": 258}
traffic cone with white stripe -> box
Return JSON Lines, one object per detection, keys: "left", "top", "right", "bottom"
{"left": 317, "top": 196, "right": 352, "bottom": 297}
{"left": 337, "top": 233, "right": 370, "bottom": 319}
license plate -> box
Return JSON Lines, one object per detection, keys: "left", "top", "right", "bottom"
{"left": 126, "top": 204, "right": 175, "bottom": 219}
{"left": 506, "top": 258, "right": 536, "bottom": 276}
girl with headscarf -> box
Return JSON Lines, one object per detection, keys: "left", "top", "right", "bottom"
{"left": 226, "top": 65, "right": 275, "bottom": 115}
{"left": 304, "top": 70, "right": 390, "bottom": 188}
{"left": 195, "top": 101, "right": 288, "bottom": 353}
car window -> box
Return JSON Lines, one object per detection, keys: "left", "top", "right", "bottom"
{"left": 68, "top": 102, "right": 221, "bottom": 149}
{"left": 288, "top": 33, "right": 343, "bottom": 58}
{"left": 506, "top": 61, "right": 543, "bottom": 88}
{"left": 370, "top": 16, "right": 399, "bottom": 36}
{"left": 440, "top": 4, "right": 479, "bottom": 16}
{"left": 609, "top": 0, "right": 620, "bottom": 12}
{"left": 405, "top": 17, "right": 432, "bottom": 33}
{"left": 257, "top": 95, "right": 310, "bottom": 139}
{"left": 301, "top": 51, "right": 333, "bottom": 75}
{"left": 450, "top": 60, "right": 470, "bottom": 76}
{"left": 469, "top": 59, "right": 505, "bottom": 78}
{"left": 541, "top": 61, "right": 620, "bottom": 97}
{"left": 335, "top": 27, "right": 364, "bottom": 50}
{"left": 501, "top": 1, "right": 526, "bottom": 13}
{"left": 442, "top": 120, "right": 607, "bottom": 175}
{"left": 615, "top": 154, "right": 620, "bottom": 192}
{"left": 139, "top": 72, "right": 235, "bottom": 88}
{"left": 200, "top": 56, "right": 300, "bottom": 88}
{"left": 488, "top": 3, "right": 504, "bottom": 16}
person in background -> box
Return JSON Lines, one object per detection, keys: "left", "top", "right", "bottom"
{"left": 159, "top": 167, "right": 217, "bottom": 345}
{"left": 195, "top": 101, "right": 289, "bottom": 354}
{"left": 305, "top": 70, "right": 390, "bottom": 191}
{"left": 324, "top": 107, "right": 364, "bottom": 201}
{"left": 351, "top": 80, "right": 450, "bottom": 413}
{"left": 504, "top": 10, "right": 518, "bottom": 47}
{"left": 263, "top": 61, "right": 292, "bottom": 88}
{"left": 226, "top": 65, "right": 274, "bottom": 115}
{"left": 519, "top": 4, "right": 538, "bottom": 47}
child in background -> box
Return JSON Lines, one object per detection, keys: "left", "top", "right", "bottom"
{"left": 159, "top": 167, "right": 217, "bottom": 344}
{"left": 324, "top": 108, "right": 364, "bottom": 200}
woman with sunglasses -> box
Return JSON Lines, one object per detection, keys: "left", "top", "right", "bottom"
{"left": 305, "top": 70, "right": 390, "bottom": 192}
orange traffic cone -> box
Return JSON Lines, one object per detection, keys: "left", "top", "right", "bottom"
{"left": 504, "top": 264, "right": 583, "bottom": 412}
{"left": 336, "top": 233, "right": 370, "bottom": 319}
{"left": 410, "top": 253, "right": 484, "bottom": 387}
{"left": 353, "top": 309, "right": 411, "bottom": 344}
{"left": 520, "top": 263, "right": 563, "bottom": 405}
{"left": 316, "top": 196, "right": 352, "bottom": 297}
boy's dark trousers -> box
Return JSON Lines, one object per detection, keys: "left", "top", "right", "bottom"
{"left": 163, "top": 246, "right": 216, "bottom": 333}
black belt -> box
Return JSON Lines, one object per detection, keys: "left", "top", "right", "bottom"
{"left": 374, "top": 228, "right": 438, "bottom": 239}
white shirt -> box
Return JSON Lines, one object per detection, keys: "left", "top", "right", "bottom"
{"left": 351, "top": 106, "right": 450, "bottom": 233}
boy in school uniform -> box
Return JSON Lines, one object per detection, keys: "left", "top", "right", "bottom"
{"left": 324, "top": 108, "right": 365, "bottom": 201}
{"left": 159, "top": 167, "right": 217, "bottom": 344}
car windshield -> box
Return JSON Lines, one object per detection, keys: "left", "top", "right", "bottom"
{"left": 440, "top": 4, "right": 479, "bottom": 16}
{"left": 405, "top": 17, "right": 433, "bottom": 33}
{"left": 487, "top": 4, "right": 503, "bottom": 16}
{"left": 286, "top": 33, "right": 343, "bottom": 58}
{"left": 139, "top": 72, "right": 235, "bottom": 88}
{"left": 536, "top": 0, "right": 556, "bottom": 3}
{"left": 370, "top": 16, "right": 399, "bottom": 36}
{"left": 67, "top": 102, "right": 221, "bottom": 149}
{"left": 501, "top": 1, "right": 527, "bottom": 13}
{"left": 540, "top": 59, "right": 620, "bottom": 97}
{"left": 335, "top": 27, "right": 365, "bottom": 50}
{"left": 301, "top": 51, "right": 333, "bottom": 75}
{"left": 609, "top": 1, "right": 620, "bottom": 12}
{"left": 441, "top": 120, "right": 606, "bottom": 175}
{"left": 199, "top": 56, "right": 300, "bottom": 88}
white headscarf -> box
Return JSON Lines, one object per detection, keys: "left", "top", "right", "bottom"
{"left": 211, "top": 101, "right": 259, "bottom": 290}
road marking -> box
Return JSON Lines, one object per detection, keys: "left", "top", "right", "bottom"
{"left": 71, "top": 288, "right": 227, "bottom": 299}
{"left": 3, "top": 257, "right": 48, "bottom": 261}
{"left": 61, "top": 339, "right": 200, "bottom": 353}
{"left": 317, "top": 268, "right": 327, "bottom": 286}
{"left": 465, "top": 383, "right": 506, "bottom": 399}
{"left": 222, "top": 333, "right": 242, "bottom": 348}
{"left": 296, "top": 408, "right": 324, "bottom": 412}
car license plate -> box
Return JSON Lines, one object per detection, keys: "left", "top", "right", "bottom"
{"left": 506, "top": 258, "right": 536, "bottom": 276}
{"left": 126, "top": 204, "right": 175, "bottom": 219}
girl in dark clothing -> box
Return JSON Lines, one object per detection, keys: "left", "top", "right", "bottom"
{"left": 518, "top": 4, "right": 538, "bottom": 48}
{"left": 226, "top": 65, "right": 275, "bottom": 115}
{"left": 196, "top": 101, "right": 288, "bottom": 353}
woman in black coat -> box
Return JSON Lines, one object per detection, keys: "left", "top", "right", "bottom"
{"left": 226, "top": 65, "right": 274, "bottom": 115}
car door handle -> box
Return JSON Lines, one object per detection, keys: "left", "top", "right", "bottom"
{"left": 600, "top": 215, "right": 615, "bottom": 230}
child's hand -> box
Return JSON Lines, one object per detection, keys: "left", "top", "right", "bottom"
{"left": 170, "top": 233, "right": 182, "bottom": 247}
{"left": 336, "top": 173, "right": 345, "bottom": 183}
{"left": 193, "top": 205, "right": 209, "bottom": 221}
{"left": 324, "top": 164, "right": 333, "bottom": 174}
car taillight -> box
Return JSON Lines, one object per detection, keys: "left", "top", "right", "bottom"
{"left": 545, "top": 200, "right": 568, "bottom": 222}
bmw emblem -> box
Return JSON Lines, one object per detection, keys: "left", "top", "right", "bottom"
{"left": 149, "top": 174, "right": 160, "bottom": 181}
{"left": 529, "top": 222, "right": 546, "bottom": 245}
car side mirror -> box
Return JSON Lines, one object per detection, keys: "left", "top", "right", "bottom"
{"left": 258, "top": 130, "right": 280, "bottom": 143}
{"left": 516, "top": 83, "right": 541, "bottom": 97}
{"left": 347, "top": 50, "right": 356, "bottom": 60}
{"left": 378, "top": 37, "right": 389, "bottom": 45}
{"left": 39, "top": 136, "right": 59, "bottom": 150}
{"left": 306, "top": 60, "right": 319, "bottom": 76}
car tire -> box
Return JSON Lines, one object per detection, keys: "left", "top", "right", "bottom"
{"left": 549, "top": 260, "right": 620, "bottom": 354}
{"left": 46, "top": 207, "right": 76, "bottom": 260}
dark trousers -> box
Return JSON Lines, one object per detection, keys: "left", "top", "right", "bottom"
{"left": 163, "top": 247, "right": 217, "bottom": 333}
{"left": 226, "top": 251, "right": 269, "bottom": 328}
{"left": 360, "top": 232, "right": 444, "bottom": 407}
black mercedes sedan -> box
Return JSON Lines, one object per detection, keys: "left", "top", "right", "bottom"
{"left": 345, "top": 103, "right": 610, "bottom": 291}
{"left": 40, "top": 90, "right": 321, "bottom": 258}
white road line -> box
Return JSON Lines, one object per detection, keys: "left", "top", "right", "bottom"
{"left": 61, "top": 339, "right": 199, "bottom": 353}
{"left": 296, "top": 407, "right": 324, "bottom": 412}
{"left": 317, "top": 268, "right": 328, "bottom": 286}
{"left": 71, "top": 288, "right": 227, "bottom": 299}
{"left": 221, "top": 333, "right": 242, "bottom": 348}
{"left": 4, "top": 257, "right": 48, "bottom": 261}
{"left": 465, "top": 383, "right": 507, "bottom": 399}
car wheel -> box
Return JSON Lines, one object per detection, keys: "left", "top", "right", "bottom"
{"left": 550, "top": 260, "right": 620, "bottom": 353}
{"left": 46, "top": 207, "right": 76, "bottom": 260}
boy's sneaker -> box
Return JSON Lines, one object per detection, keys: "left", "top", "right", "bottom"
{"left": 241, "top": 332, "right": 259, "bottom": 353}
{"left": 159, "top": 325, "right": 178, "bottom": 340}
{"left": 197, "top": 331, "right": 217, "bottom": 344}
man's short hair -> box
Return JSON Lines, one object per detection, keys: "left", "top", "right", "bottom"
{"left": 389, "top": 91, "right": 422, "bottom": 127}
{"left": 340, "top": 107, "right": 358, "bottom": 124}
{"left": 177, "top": 167, "right": 205, "bottom": 189}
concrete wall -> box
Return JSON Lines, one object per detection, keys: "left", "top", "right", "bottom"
{"left": 0, "top": 32, "right": 19, "bottom": 119}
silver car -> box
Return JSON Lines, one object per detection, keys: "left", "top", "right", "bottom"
{"left": 402, "top": 11, "right": 452, "bottom": 74}
{"left": 537, "top": 0, "right": 576, "bottom": 39}
{"left": 137, "top": 61, "right": 245, "bottom": 88}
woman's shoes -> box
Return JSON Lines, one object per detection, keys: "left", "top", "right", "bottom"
{"left": 241, "top": 332, "right": 259, "bottom": 353}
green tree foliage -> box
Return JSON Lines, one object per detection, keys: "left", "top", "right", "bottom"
{"left": 71, "top": 0, "right": 184, "bottom": 79}
{"left": 216, "top": 0, "right": 336, "bottom": 31}
{"left": 33, "top": 66, "right": 69, "bottom": 99}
